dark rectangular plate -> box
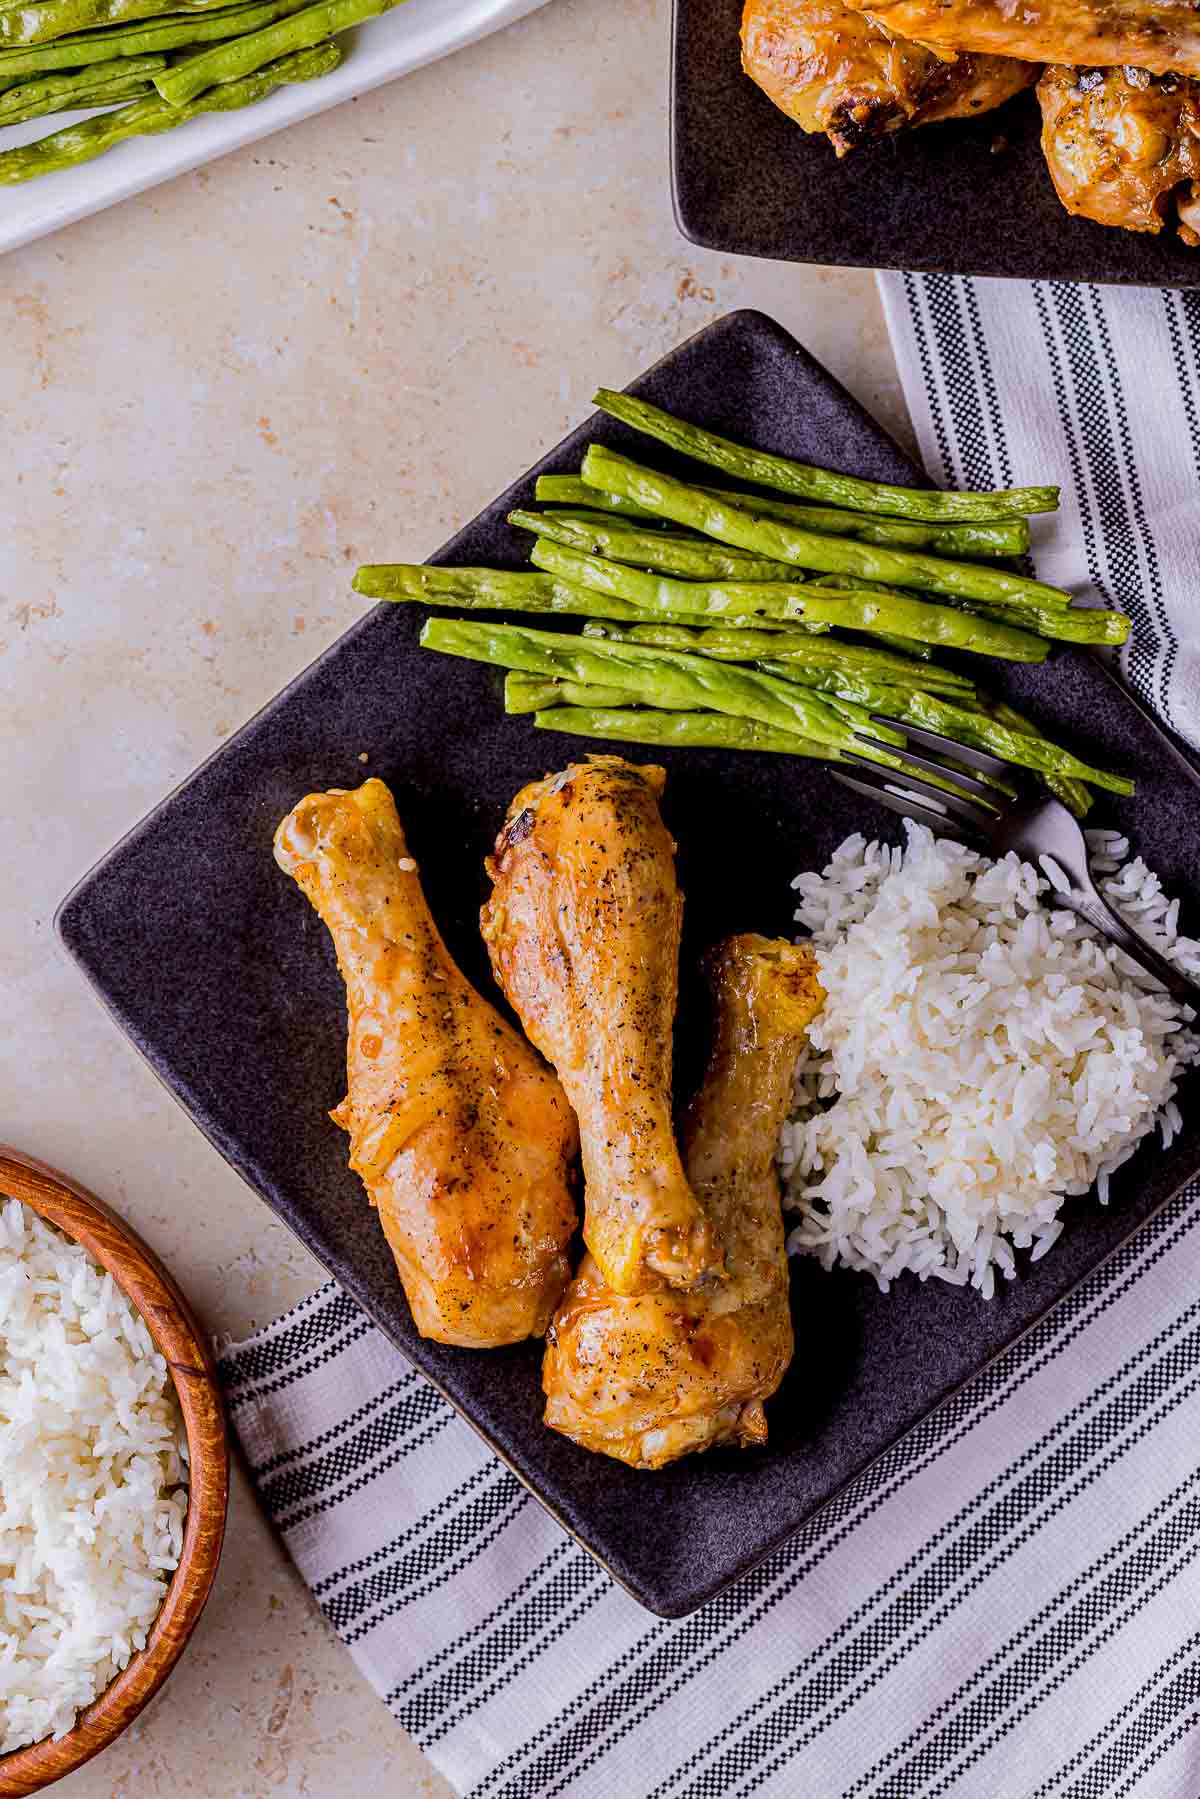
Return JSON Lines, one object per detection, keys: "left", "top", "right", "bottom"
{"left": 57, "top": 310, "right": 1200, "bottom": 1615}
{"left": 672, "top": 0, "right": 1200, "bottom": 286}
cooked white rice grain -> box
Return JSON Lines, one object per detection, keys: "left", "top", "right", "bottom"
{"left": 0, "top": 1197, "right": 189, "bottom": 1754}
{"left": 782, "top": 823, "right": 1199, "bottom": 1295}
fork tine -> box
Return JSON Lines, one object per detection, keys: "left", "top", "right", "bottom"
{"left": 844, "top": 753, "right": 996, "bottom": 828}
{"left": 869, "top": 714, "right": 1012, "bottom": 779}
{"left": 830, "top": 771, "right": 979, "bottom": 842}
{"left": 848, "top": 737, "right": 998, "bottom": 802}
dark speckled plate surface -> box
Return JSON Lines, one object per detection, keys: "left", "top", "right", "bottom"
{"left": 672, "top": 0, "right": 1200, "bottom": 286}
{"left": 57, "top": 310, "right": 1200, "bottom": 1615}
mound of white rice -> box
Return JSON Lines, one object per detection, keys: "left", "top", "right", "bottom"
{"left": 781, "top": 824, "right": 1200, "bottom": 1298}
{"left": 0, "top": 1197, "right": 189, "bottom": 1754}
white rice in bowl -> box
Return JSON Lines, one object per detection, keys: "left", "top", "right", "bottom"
{"left": 0, "top": 1197, "right": 189, "bottom": 1755}
{"left": 781, "top": 824, "right": 1200, "bottom": 1298}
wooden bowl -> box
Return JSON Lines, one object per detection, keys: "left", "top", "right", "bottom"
{"left": 0, "top": 1149, "right": 229, "bottom": 1798}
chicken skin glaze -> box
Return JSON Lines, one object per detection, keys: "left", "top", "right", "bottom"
{"left": 1039, "top": 64, "right": 1200, "bottom": 241}
{"left": 274, "top": 778, "right": 578, "bottom": 1348}
{"left": 742, "top": 0, "right": 1036, "bottom": 154}
{"left": 481, "top": 756, "right": 721, "bottom": 1298}
{"left": 543, "top": 936, "right": 824, "bottom": 1470}
{"left": 852, "top": 0, "right": 1200, "bottom": 78}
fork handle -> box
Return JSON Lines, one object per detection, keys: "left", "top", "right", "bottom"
{"left": 1063, "top": 881, "right": 1199, "bottom": 1008}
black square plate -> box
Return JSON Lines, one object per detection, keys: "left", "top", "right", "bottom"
{"left": 672, "top": 0, "right": 1200, "bottom": 286}
{"left": 57, "top": 310, "right": 1200, "bottom": 1615}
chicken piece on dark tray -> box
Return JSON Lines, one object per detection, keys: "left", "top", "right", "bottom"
{"left": 853, "top": 0, "right": 1200, "bottom": 79}
{"left": 1039, "top": 64, "right": 1200, "bottom": 241}
{"left": 481, "top": 755, "right": 721, "bottom": 1298}
{"left": 742, "top": 0, "right": 1037, "bottom": 155}
{"left": 274, "top": 778, "right": 578, "bottom": 1348}
{"left": 543, "top": 936, "right": 824, "bottom": 1470}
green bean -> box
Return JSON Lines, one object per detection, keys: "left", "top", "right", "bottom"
{"left": 505, "top": 673, "right": 653, "bottom": 714}
{"left": 895, "top": 692, "right": 1133, "bottom": 796}
{"left": 0, "top": 53, "right": 164, "bottom": 115}
{"left": 960, "top": 599, "right": 1131, "bottom": 645}
{"left": 529, "top": 539, "right": 1048, "bottom": 660}
{"left": 955, "top": 694, "right": 1093, "bottom": 817}
{"left": 823, "top": 579, "right": 1129, "bottom": 646}
{"left": 0, "top": 68, "right": 151, "bottom": 119}
{"left": 533, "top": 707, "right": 836, "bottom": 758}
{"left": 581, "top": 624, "right": 911, "bottom": 710}
{"left": 811, "top": 577, "right": 1127, "bottom": 647}
{"left": 0, "top": 40, "right": 337, "bottom": 180}
{"left": 591, "top": 389, "right": 1060, "bottom": 521}
{"left": 508, "top": 509, "right": 799, "bottom": 582}
{"left": 420, "top": 617, "right": 906, "bottom": 758}
{"left": 0, "top": 0, "right": 233, "bottom": 49}
{"left": 533, "top": 475, "right": 659, "bottom": 518}
{"left": 580, "top": 448, "right": 1071, "bottom": 611}
{"left": 808, "top": 570, "right": 1079, "bottom": 631}
{"left": 534, "top": 474, "right": 1028, "bottom": 556}
{"left": 0, "top": 0, "right": 304, "bottom": 81}
{"left": 155, "top": 0, "right": 393, "bottom": 104}
{"left": 754, "top": 662, "right": 909, "bottom": 710}
{"left": 526, "top": 682, "right": 980, "bottom": 804}
{"left": 579, "top": 619, "right": 974, "bottom": 693}
{"left": 687, "top": 486, "right": 1031, "bottom": 558}
{"left": 868, "top": 632, "right": 937, "bottom": 661}
{"left": 353, "top": 561, "right": 825, "bottom": 632}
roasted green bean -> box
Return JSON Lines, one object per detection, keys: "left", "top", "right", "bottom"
{"left": 505, "top": 673, "right": 651, "bottom": 714}
{"left": 591, "top": 389, "right": 1060, "bottom": 521}
{"left": 0, "top": 0, "right": 233, "bottom": 49}
{"left": 0, "top": 67, "right": 152, "bottom": 119}
{"left": 508, "top": 509, "right": 799, "bottom": 582}
{"left": 579, "top": 447, "right": 1071, "bottom": 611}
{"left": 580, "top": 619, "right": 974, "bottom": 692}
{"left": 420, "top": 616, "right": 904, "bottom": 757}
{"left": 0, "top": 0, "right": 304, "bottom": 82}
{"left": 0, "top": 40, "right": 337, "bottom": 181}
{"left": 0, "top": 53, "right": 164, "bottom": 115}
{"left": 155, "top": 0, "right": 393, "bottom": 104}
{"left": 533, "top": 706, "right": 836, "bottom": 758}
{"left": 353, "top": 561, "right": 824, "bottom": 632}
{"left": 529, "top": 539, "right": 1048, "bottom": 660}
{"left": 533, "top": 472, "right": 1030, "bottom": 555}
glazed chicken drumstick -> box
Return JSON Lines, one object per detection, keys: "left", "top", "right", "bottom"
{"left": 543, "top": 936, "right": 824, "bottom": 1470}
{"left": 274, "top": 778, "right": 578, "bottom": 1348}
{"left": 852, "top": 0, "right": 1200, "bottom": 78}
{"left": 481, "top": 756, "right": 721, "bottom": 1297}
{"left": 742, "top": 0, "right": 1036, "bottom": 156}
{"left": 1039, "top": 65, "right": 1200, "bottom": 242}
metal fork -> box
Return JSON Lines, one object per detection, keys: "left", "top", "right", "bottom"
{"left": 833, "top": 715, "right": 1200, "bottom": 1007}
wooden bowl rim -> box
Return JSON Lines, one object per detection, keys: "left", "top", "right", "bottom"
{"left": 0, "top": 1148, "right": 230, "bottom": 1798}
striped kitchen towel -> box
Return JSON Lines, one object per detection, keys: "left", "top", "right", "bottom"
{"left": 877, "top": 276, "right": 1200, "bottom": 751}
{"left": 218, "top": 278, "right": 1200, "bottom": 1797}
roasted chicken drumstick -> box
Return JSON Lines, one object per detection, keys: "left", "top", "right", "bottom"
{"left": 274, "top": 778, "right": 578, "bottom": 1348}
{"left": 543, "top": 936, "right": 824, "bottom": 1470}
{"left": 742, "top": 0, "right": 1036, "bottom": 155}
{"left": 852, "top": 0, "right": 1200, "bottom": 79}
{"left": 481, "top": 756, "right": 721, "bottom": 1297}
{"left": 1039, "top": 65, "right": 1200, "bottom": 242}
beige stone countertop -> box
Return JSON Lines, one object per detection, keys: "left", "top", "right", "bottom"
{"left": 1, "top": 0, "right": 911, "bottom": 1790}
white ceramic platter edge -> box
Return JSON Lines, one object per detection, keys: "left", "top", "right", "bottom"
{"left": 0, "top": 0, "right": 551, "bottom": 254}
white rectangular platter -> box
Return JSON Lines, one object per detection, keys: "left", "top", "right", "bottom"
{"left": 0, "top": 0, "right": 549, "bottom": 255}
